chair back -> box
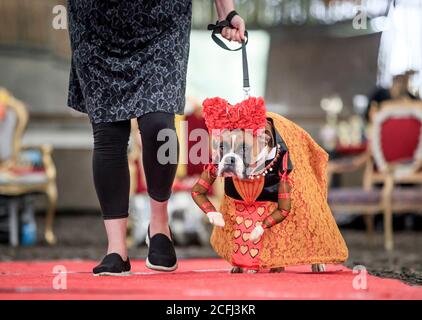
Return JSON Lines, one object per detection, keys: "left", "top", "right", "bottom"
{"left": 0, "top": 88, "right": 28, "bottom": 167}
{"left": 371, "top": 99, "right": 422, "bottom": 176}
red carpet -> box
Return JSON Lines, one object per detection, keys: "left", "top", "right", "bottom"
{"left": 0, "top": 259, "right": 421, "bottom": 300}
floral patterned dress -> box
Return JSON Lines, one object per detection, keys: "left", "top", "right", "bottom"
{"left": 67, "top": 0, "right": 192, "bottom": 123}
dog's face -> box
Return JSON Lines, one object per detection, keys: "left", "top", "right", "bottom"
{"left": 211, "top": 120, "right": 275, "bottom": 179}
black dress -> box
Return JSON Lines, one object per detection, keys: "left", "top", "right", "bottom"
{"left": 67, "top": 0, "right": 192, "bottom": 124}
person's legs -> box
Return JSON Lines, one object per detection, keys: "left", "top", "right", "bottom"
{"left": 137, "top": 112, "right": 178, "bottom": 238}
{"left": 137, "top": 112, "right": 179, "bottom": 271}
{"left": 149, "top": 199, "right": 170, "bottom": 238}
{"left": 92, "top": 120, "right": 131, "bottom": 261}
{"left": 103, "top": 218, "right": 128, "bottom": 261}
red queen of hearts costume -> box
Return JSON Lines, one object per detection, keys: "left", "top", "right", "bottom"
{"left": 191, "top": 96, "right": 348, "bottom": 271}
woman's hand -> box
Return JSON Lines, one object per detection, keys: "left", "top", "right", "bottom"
{"left": 221, "top": 15, "right": 246, "bottom": 43}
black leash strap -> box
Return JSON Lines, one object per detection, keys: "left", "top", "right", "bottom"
{"left": 207, "top": 20, "right": 250, "bottom": 96}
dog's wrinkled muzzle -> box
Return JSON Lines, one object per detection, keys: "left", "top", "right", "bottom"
{"left": 218, "top": 152, "right": 246, "bottom": 179}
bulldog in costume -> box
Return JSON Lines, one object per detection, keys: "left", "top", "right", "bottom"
{"left": 191, "top": 97, "right": 348, "bottom": 273}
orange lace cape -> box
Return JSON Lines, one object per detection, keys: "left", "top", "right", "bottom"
{"left": 210, "top": 112, "right": 349, "bottom": 268}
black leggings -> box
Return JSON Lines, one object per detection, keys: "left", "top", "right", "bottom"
{"left": 92, "top": 112, "right": 178, "bottom": 220}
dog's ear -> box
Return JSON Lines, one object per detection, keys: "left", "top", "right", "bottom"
{"left": 264, "top": 119, "right": 275, "bottom": 148}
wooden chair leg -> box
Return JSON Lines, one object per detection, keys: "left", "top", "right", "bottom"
{"left": 44, "top": 182, "right": 57, "bottom": 245}
{"left": 8, "top": 197, "right": 20, "bottom": 247}
{"left": 363, "top": 214, "right": 374, "bottom": 241}
{"left": 383, "top": 204, "right": 394, "bottom": 251}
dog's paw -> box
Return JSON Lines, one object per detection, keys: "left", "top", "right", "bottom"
{"left": 269, "top": 267, "right": 285, "bottom": 273}
{"left": 230, "top": 267, "right": 244, "bottom": 273}
{"left": 246, "top": 269, "right": 258, "bottom": 274}
{"left": 311, "top": 264, "right": 326, "bottom": 273}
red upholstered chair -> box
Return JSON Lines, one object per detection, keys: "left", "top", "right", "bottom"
{"left": 369, "top": 99, "right": 422, "bottom": 250}
{"left": 328, "top": 99, "right": 422, "bottom": 251}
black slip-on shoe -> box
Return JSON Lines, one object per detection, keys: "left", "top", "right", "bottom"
{"left": 145, "top": 226, "right": 177, "bottom": 272}
{"left": 93, "top": 253, "right": 131, "bottom": 276}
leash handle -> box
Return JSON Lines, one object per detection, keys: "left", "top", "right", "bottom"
{"left": 207, "top": 21, "right": 250, "bottom": 98}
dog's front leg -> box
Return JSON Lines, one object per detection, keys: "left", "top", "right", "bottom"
{"left": 230, "top": 266, "right": 244, "bottom": 273}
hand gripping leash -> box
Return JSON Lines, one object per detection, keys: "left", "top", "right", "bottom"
{"left": 207, "top": 20, "right": 250, "bottom": 99}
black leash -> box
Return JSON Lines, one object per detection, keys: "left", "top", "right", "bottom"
{"left": 207, "top": 20, "right": 250, "bottom": 97}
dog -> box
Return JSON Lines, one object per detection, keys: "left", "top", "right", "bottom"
{"left": 192, "top": 108, "right": 327, "bottom": 273}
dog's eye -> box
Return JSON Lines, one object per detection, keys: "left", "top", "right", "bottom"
{"left": 219, "top": 143, "right": 226, "bottom": 156}
{"left": 220, "top": 142, "right": 230, "bottom": 150}
{"left": 243, "top": 145, "right": 252, "bottom": 154}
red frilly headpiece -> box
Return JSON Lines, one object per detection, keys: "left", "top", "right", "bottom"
{"left": 202, "top": 97, "right": 267, "bottom": 135}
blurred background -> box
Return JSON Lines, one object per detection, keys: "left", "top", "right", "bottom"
{"left": 0, "top": 0, "right": 421, "bottom": 285}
